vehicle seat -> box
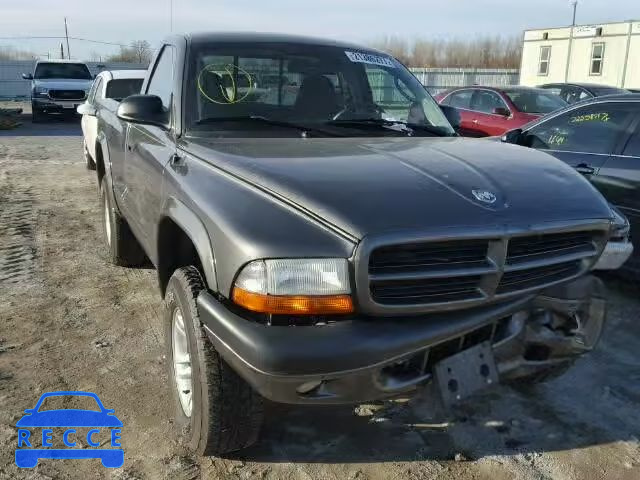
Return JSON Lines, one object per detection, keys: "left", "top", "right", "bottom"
{"left": 199, "top": 70, "right": 233, "bottom": 118}
{"left": 294, "top": 74, "right": 340, "bottom": 120}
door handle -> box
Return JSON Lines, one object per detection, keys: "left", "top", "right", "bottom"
{"left": 575, "top": 164, "right": 595, "bottom": 175}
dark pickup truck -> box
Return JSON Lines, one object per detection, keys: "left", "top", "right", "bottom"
{"left": 92, "top": 32, "right": 613, "bottom": 455}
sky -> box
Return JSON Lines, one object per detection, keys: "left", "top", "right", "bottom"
{"left": 1, "top": 0, "right": 638, "bottom": 60}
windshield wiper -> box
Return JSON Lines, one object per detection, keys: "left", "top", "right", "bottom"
{"left": 326, "top": 118, "right": 455, "bottom": 137}
{"left": 194, "top": 116, "right": 343, "bottom": 137}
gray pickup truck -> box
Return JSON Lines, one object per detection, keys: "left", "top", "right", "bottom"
{"left": 93, "top": 32, "right": 613, "bottom": 455}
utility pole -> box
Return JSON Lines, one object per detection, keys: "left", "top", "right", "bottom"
{"left": 60, "top": 42, "right": 64, "bottom": 59}
{"left": 170, "top": 0, "right": 173, "bottom": 32}
{"left": 64, "top": 17, "right": 71, "bottom": 59}
{"left": 565, "top": 1, "right": 578, "bottom": 82}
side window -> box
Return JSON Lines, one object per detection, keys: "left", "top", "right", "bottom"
{"left": 622, "top": 126, "right": 640, "bottom": 157}
{"left": 447, "top": 90, "right": 472, "bottom": 109}
{"left": 470, "top": 90, "right": 506, "bottom": 114}
{"left": 146, "top": 46, "right": 175, "bottom": 112}
{"left": 590, "top": 43, "right": 604, "bottom": 76}
{"left": 525, "top": 105, "right": 634, "bottom": 154}
{"left": 538, "top": 46, "right": 551, "bottom": 75}
{"left": 543, "top": 86, "right": 562, "bottom": 96}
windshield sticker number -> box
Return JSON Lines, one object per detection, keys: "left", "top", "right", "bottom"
{"left": 570, "top": 112, "right": 610, "bottom": 124}
{"left": 547, "top": 134, "right": 566, "bottom": 146}
{"left": 345, "top": 51, "right": 395, "bottom": 68}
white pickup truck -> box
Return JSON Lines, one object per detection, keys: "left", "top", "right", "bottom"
{"left": 76, "top": 69, "right": 146, "bottom": 170}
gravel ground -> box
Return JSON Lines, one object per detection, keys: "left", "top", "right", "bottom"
{"left": 0, "top": 102, "right": 639, "bottom": 479}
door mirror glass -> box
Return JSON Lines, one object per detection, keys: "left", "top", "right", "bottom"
{"left": 493, "top": 107, "right": 510, "bottom": 117}
{"left": 76, "top": 102, "right": 96, "bottom": 116}
{"left": 501, "top": 128, "right": 523, "bottom": 144}
{"left": 22, "top": 73, "right": 33, "bottom": 80}
{"left": 117, "top": 94, "right": 168, "bottom": 128}
{"left": 440, "top": 105, "right": 461, "bottom": 130}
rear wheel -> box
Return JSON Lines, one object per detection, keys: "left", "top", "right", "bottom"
{"left": 84, "top": 139, "right": 96, "bottom": 170}
{"left": 165, "top": 266, "right": 264, "bottom": 455}
{"left": 99, "top": 177, "right": 146, "bottom": 267}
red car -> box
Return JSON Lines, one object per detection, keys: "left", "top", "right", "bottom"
{"left": 434, "top": 86, "right": 567, "bottom": 137}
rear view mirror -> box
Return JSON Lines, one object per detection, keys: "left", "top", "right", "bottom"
{"left": 22, "top": 73, "right": 33, "bottom": 80}
{"left": 493, "top": 107, "right": 510, "bottom": 117}
{"left": 77, "top": 103, "right": 96, "bottom": 116}
{"left": 117, "top": 94, "right": 168, "bottom": 128}
{"left": 440, "top": 105, "right": 461, "bottom": 130}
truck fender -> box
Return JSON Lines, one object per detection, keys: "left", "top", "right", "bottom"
{"left": 160, "top": 197, "right": 218, "bottom": 292}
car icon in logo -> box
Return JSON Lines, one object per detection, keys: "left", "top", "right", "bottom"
{"left": 15, "top": 391, "right": 123, "bottom": 468}
{"left": 471, "top": 189, "right": 497, "bottom": 204}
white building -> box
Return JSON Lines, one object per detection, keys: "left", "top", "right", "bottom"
{"left": 520, "top": 20, "right": 640, "bottom": 89}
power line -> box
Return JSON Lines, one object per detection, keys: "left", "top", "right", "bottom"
{"left": 0, "top": 36, "right": 157, "bottom": 50}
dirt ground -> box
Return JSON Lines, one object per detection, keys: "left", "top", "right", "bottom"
{"left": 0, "top": 102, "right": 639, "bottom": 480}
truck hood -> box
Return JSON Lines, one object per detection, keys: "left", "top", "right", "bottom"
{"left": 185, "top": 136, "right": 612, "bottom": 239}
{"left": 33, "top": 79, "right": 92, "bottom": 90}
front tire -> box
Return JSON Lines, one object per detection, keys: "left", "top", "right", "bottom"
{"left": 31, "top": 104, "right": 45, "bottom": 123}
{"left": 99, "top": 177, "right": 145, "bottom": 267}
{"left": 165, "top": 266, "right": 264, "bottom": 455}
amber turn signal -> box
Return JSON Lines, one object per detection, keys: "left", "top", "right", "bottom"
{"left": 232, "top": 287, "right": 354, "bottom": 315}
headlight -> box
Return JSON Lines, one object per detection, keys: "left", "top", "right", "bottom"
{"left": 232, "top": 258, "right": 353, "bottom": 315}
{"left": 609, "top": 205, "right": 630, "bottom": 240}
{"left": 33, "top": 87, "right": 49, "bottom": 96}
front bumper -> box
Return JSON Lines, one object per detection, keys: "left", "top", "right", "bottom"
{"left": 592, "top": 239, "right": 633, "bottom": 270}
{"left": 197, "top": 275, "right": 606, "bottom": 405}
{"left": 32, "top": 97, "right": 85, "bottom": 112}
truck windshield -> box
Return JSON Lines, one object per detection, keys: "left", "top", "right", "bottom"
{"left": 186, "top": 42, "right": 454, "bottom": 138}
{"left": 34, "top": 63, "right": 92, "bottom": 80}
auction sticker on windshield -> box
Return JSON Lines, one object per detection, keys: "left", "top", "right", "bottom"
{"left": 15, "top": 391, "right": 123, "bottom": 469}
{"left": 345, "top": 51, "right": 395, "bottom": 68}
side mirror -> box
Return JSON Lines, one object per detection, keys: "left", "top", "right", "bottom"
{"left": 117, "top": 94, "right": 168, "bottom": 128}
{"left": 493, "top": 107, "right": 510, "bottom": 117}
{"left": 22, "top": 73, "right": 33, "bottom": 80}
{"left": 440, "top": 105, "right": 461, "bottom": 130}
{"left": 76, "top": 103, "right": 96, "bottom": 116}
{"left": 501, "top": 128, "right": 523, "bottom": 144}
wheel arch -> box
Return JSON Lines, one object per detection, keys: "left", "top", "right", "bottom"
{"left": 94, "top": 134, "right": 110, "bottom": 186}
{"left": 156, "top": 197, "right": 218, "bottom": 297}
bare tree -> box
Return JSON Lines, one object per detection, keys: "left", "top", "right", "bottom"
{"left": 0, "top": 46, "right": 39, "bottom": 60}
{"left": 106, "top": 40, "right": 153, "bottom": 65}
{"left": 371, "top": 35, "right": 522, "bottom": 68}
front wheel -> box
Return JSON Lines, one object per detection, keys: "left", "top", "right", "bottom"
{"left": 31, "top": 105, "right": 45, "bottom": 123}
{"left": 165, "top": 266, "right": 264, "bottom": 455}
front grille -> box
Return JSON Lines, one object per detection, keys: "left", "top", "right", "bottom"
{"left": 507, "top": 231, "right": 597, "bottom": 265}
{"left": 49, "top": 89, "right": 85, "bottom": 100}
{"left": 497, "top": 260, "right": 582, "bottom": 295}
{"left": 369, "top": 239, "right": 490, "bottom": 274}
{"left": 364, "top": 227, "right": 604, "bottom": 310}
{"left": 370, "top": 276, "right": 483, "bottom": 304}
